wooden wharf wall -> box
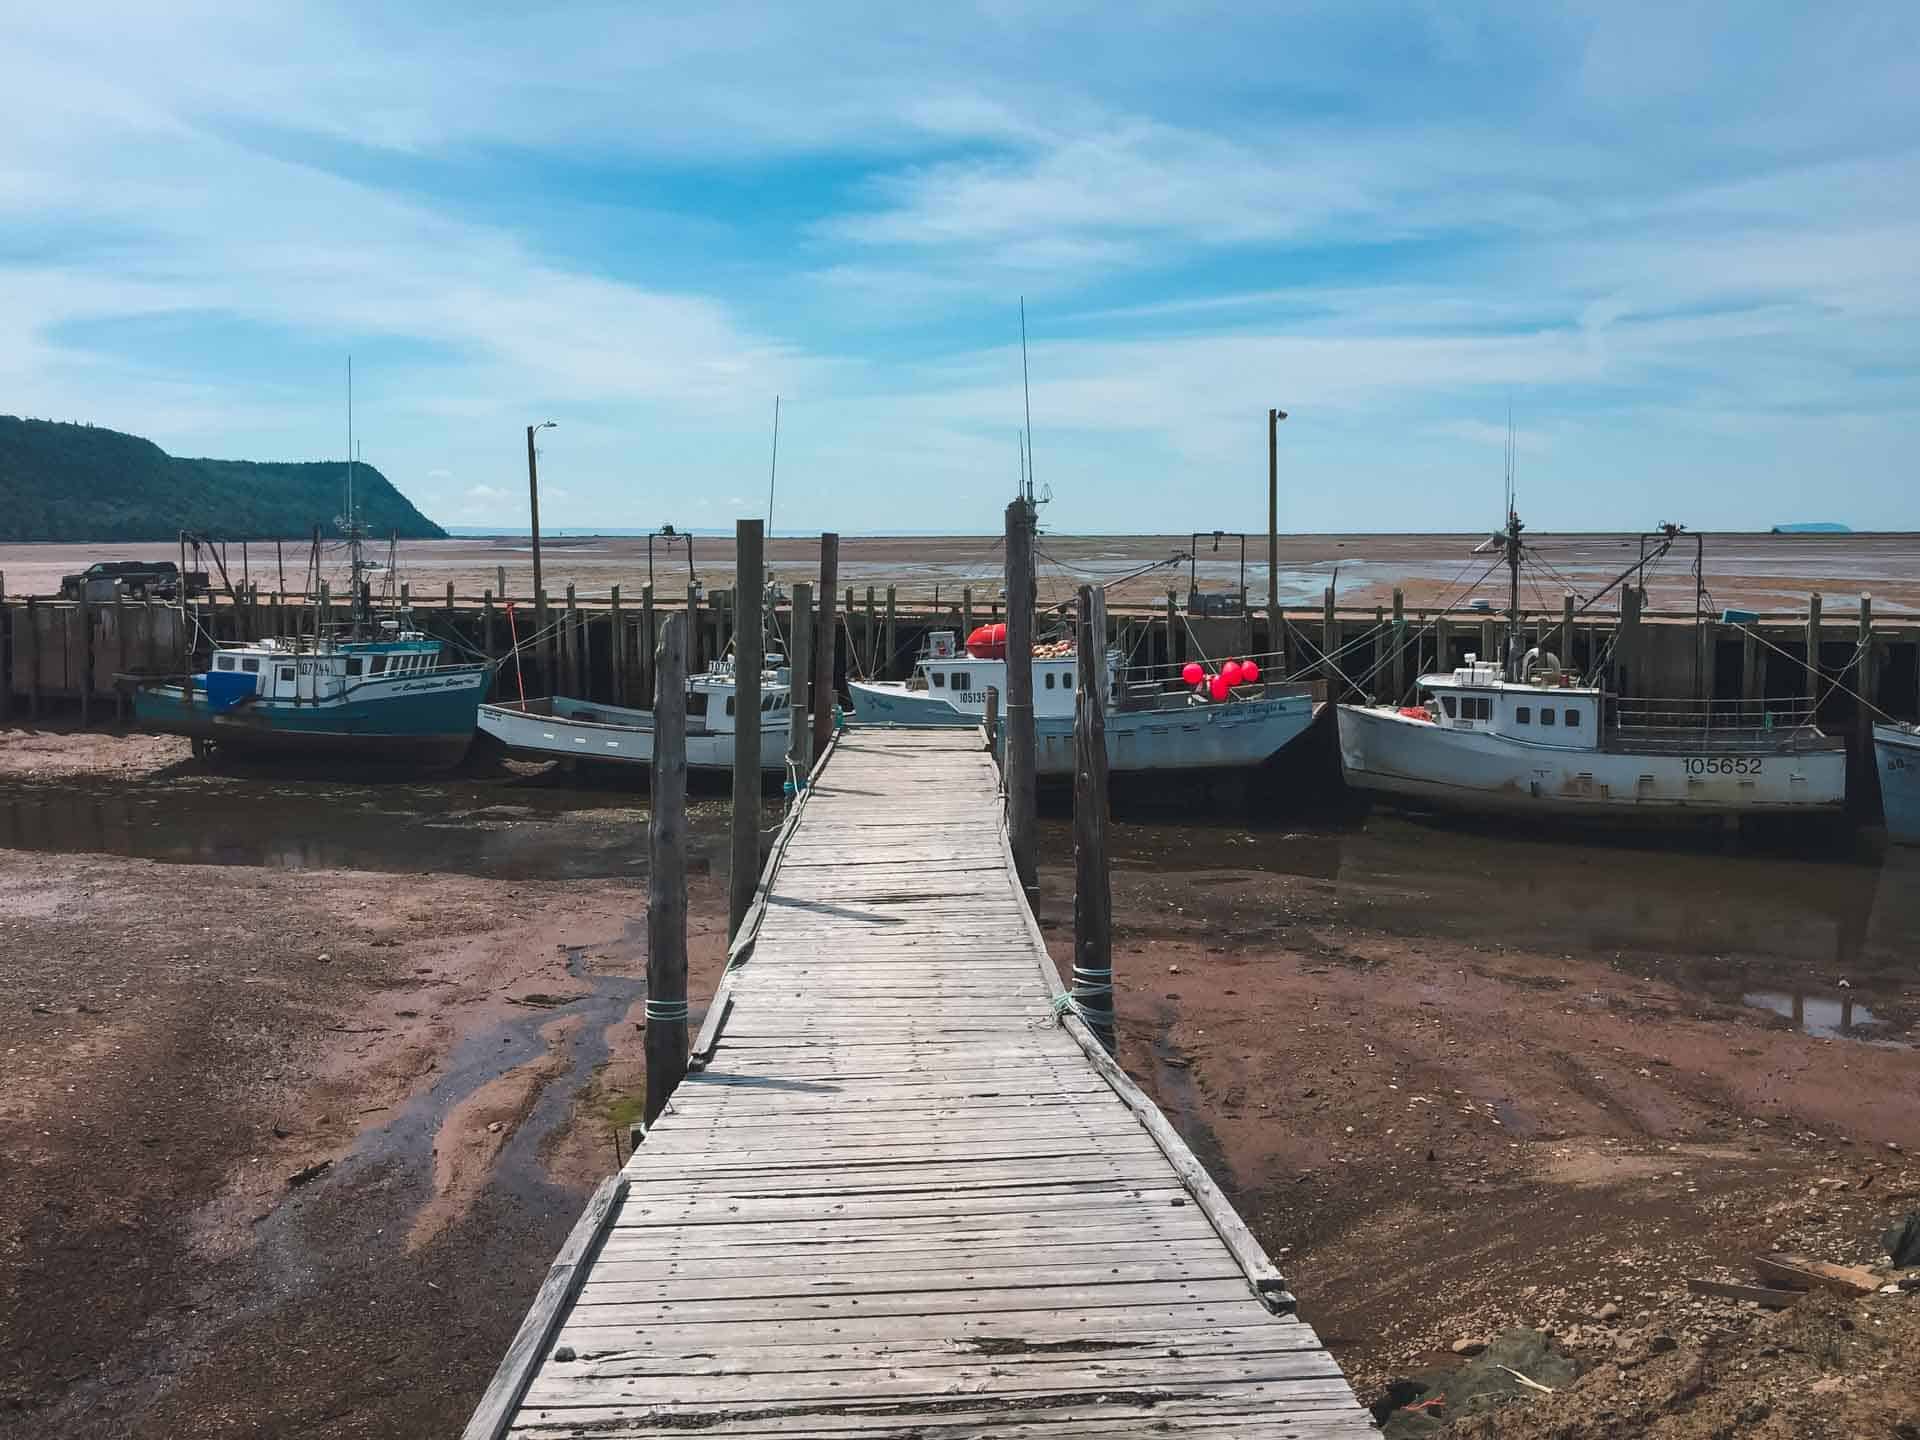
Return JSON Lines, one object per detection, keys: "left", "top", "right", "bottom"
{"left": 5, "top": 585, "right": 1917, "bottom": 737}
{"left": 467, "top": 727, "right": 1375, "bottom": 1438}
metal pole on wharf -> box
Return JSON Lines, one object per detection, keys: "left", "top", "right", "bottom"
{"left": 526, "top": 420, "right": 555, "bottom": 659}
{"left": 1267, "top": 406, "right": 1286, "bottom": 668}
{"left": 645, "top": 612, "right": 689, "bottom": 1125}
{"left": 1004, "top": 494, "right": 1039, "bottom": 901}
{"left": 1073, "top": 584, "right": 1114, "bottom": 1051}
{"left": 787, "top": 580, "right": 813, "bottom": 777}
{"left": 810, "top": 532, "right": 839, "bottom": 763}
{"left": 730, "top": 519, "right": 764, "bottom": 940}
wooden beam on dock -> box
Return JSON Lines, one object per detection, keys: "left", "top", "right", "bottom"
{"left": 787, "top": 581, "right": 812, "bottom": 778}
{"left": 1073, "top": 585, "right": 1113, "bottom": 1052}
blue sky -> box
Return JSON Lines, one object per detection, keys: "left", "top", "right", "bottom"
{"left": 3, "top": 3, "right": 1917, "bottom": 533}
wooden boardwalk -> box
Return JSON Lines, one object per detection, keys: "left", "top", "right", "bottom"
{"left": 480, "top": 727, "right": 1373, "bottom": 1438}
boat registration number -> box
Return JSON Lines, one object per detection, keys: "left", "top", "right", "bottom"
{"left": 957, "top": 691, "right": 989, "bottom": 704}
{"left": 1685, "top": 756, "right": 1763, "bottom": 776}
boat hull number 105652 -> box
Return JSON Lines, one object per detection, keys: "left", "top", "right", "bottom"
{"left": 1685, "top": 756, "right": 1763, "bottom": 776}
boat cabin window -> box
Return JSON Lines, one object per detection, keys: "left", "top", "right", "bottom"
{"left": 1541, "top": 708, "right": 1556, "bottom": 727}
{"left": 953, "top": 671, "right": 970, "bottom": 691}
{"left": 762, "top": 695, "right": 776, "bottom": 711}
{"left": 370, "top": 655, "right": 387, "bottom": 674}
{"left": 1044, "top": 673, "right": 1055, "bottom": 689}
{"left": 931, "top": 672, "right": 945, "bottom": 688}
{"left": 346, "top": 659, "right": 364, "bottom": 677}
{"left": 1064, "top": 673, "right": 1073, "bottom": 690}
{"left": 216, "top": 655, "right": 235, "bottom": 671}
{"left": 279, "top": 666, "right": 295, "bottom": 683}
{"left": 688, "top": 693, "right": 709, "bottom": 718}
{"left": 242, "top": 658, "right": 260, "bottom": 674}
{"left": 724, "top": 697, "right": 735, "bottom": 716}
{"left": 1564, "top": 708, "right": 1581, "bottom": 728}
{"left": 1441, "top": 695, "right": 1457, "bottom": 718}
{"left": 1516, "top": 706, "right": 1531, "bottom": 724}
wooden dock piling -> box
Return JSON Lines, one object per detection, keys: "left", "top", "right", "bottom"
{"left": 1004, "top": 497, "right": 1038, "bottom": 901}
{"left": 1389, "top": 587, "right": 1406, "bottom": 702}
{"left": 787, "top": 581, "right": 812, "bottom": 777}
{"left": 731, "top": 520, "right": 764, "bottom": 940}
{"left": 645, "top": 612, "right": 689, "bottom": 1127}
{"left": 1806, "top": 592, "right": 1823, "bottom": 704}
{"left": 1073, "top": 585, "right": 1114, "bottom": 1052}
{"left": 812, "top": 535, "right": 840, "bottom": 763}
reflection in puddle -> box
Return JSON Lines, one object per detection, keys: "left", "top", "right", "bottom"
{"left": 1742, "top": 991, "right": 1900, "bottom": 1043}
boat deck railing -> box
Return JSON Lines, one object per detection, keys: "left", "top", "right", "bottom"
{"left": 1605, "top": 697, "right": 1842, "bottom": 753}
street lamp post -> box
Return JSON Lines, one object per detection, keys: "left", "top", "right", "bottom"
{"left": 1267, "top": 407, "right": 1288, "bottom": 666}
{"left": 527, "top": 419, "right": 556, "bottom": 631}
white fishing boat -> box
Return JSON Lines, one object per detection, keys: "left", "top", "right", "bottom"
{"left": 1875, "top": 722, "right": 1920, "bottom": 844}
{"left": 849, "top": 627, "right": 1320, "bottom": 778}
{"left": 1337, "top": 513, "right": 1847, "bottom": 820}
{"left": 477, "top": 656, "right": 792, "bottom": 774}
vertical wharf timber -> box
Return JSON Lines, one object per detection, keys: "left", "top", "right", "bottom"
{"left": 465, "top": 726, "right": 1373, "bottom": 1438}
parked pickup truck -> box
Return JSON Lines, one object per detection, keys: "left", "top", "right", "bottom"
{"left": 58, "top": 561, "right": 208, "bottom": 602}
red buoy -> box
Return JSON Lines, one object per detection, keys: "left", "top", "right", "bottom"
{"left": 1181, "top": 661, "right": 1204, "bottom": 687}
{"left": 965, "top": 623, "right": 1008, "bottom": 659}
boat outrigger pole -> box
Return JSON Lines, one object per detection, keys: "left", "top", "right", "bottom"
{"left": 1503, "top": 507, "right": 1524, "bottom": 681}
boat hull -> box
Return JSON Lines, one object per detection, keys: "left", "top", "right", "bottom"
{"left": 478, "top": 698, "right": 791, "bottom": 773}
{"left": 133, "top": 668, "right": 488, "bottom": 767}
{"left": 1337, "top": 704, "right": 1846, "bottom": 817}
{"left": 1875, "top": 723, "right": 1920, "bottom": 844}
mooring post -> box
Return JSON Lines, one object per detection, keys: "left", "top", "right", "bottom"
{"left": 1389, "top": 587, "right": 1406, "bottom": 702}
{"left": 1004, "top": 497, "right": 1039, "bottom": 901}
{"left": 1321, "top": 585, "right": 1338, "bottom": 692}
{"left": 787, "top": 580, "right": 813, "bottom": 778}
{"left": 645, "top": 612, "right": 689, "bottom": 1126}
{"left": 1857, "top": 593, "right": 1874, "bottom": 756}
{"left": 1805, "top": 591, "right": 1823, "bottom": 711}
{"left": 864, "top": 586, "right": 877, "bottom": 676}
{"left": 640, "top": 583, "right": 655, "bottom": 703}
{"left": 610, "top": 584, "right": 626, "bottom": 706}
{"left": 1433, "top": 613, "right": 1451, "bottom": 679}
{"left": 113, "top": 585, "right": 128, "bottom": 722}
{"left": 730, "top": 519, "right": 764, "bottom": 940}
{"left": 565, "top": 584, "right": 580, "bottom": 697}
{"left": 812, "top": 535, "right": 840, "bottom": 763}
{"left": 1742, "top": 622, "right": 1761, "bottom": 706}
{"left": 446, "top": 580, "right": 455, "bottom": 613}
{"left": 496, "top": 564, "right": 506, "bottom": 599}
{"left": 320, "top": 580, "right": 332, "bottom": 633}
{"left": 685, "top": 583, "right": 701, "bottom": 672}
{"left": 77, "top": 588, "right": 93, "bottom": 727}
{"left": 884, "top": 585, "right": 897, "bottom": 680}
{"left": 1166, "top": 588, "right": 1180, "bottom": 669}
{"left": 1617, "top": 585, "right": 1642, "bottom": 694}
{"left": 984, "top": 686, "right": 999, "bottom": 753}
{"left": 26, "top": 598, "right": 40, "bottom": 719}
{"left": 962, "top": 586, "right": 974, "bottom": 646}
{"left": 0, "top": 591, "right": 11, "bottom": 724}
{"left": 1073, "top": 584, "right": 1114, "bottom": 1052}
{"left": 538, "top": 590, "right": 554, "bottom": 697}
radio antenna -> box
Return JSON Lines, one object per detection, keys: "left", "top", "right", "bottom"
{"left": 1019, "top": 297, "right": 1034, "bottom": 504}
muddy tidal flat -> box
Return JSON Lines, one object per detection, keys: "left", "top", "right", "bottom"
{"left": 3, "top": 724, "right": 1920, "bottom": 1438}
{"left": 5, "top": 529, "right": 1918, "bottom": 614}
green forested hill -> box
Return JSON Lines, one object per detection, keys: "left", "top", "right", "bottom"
{"left": 0, "top": 417, "right": 446, "bottom": 541}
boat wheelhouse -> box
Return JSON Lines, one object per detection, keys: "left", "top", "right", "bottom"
{"left": 850, "top": 630, "right": 1320, "bottom": 779}
{"left": 132, "top": 626, "right": 491, "bottom": 766}
{"left": 477, "top": 655, "right": 793, "bottom": 774}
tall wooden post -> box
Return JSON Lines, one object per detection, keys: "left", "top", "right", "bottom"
{"left": 1389, "top": 587, "right": 1406, "bottom": 703}
{"left": 644, "top": 612, "right": 689, "bottom": 1126}
{"left": 730, "top": 520, "right": 764, "bottom": 940}
{"left": 1742, "top": 623, "right": 1761, "bottom": 705}
{"left": 1072, "top": 584, "right": 1114, "bottom": 1052}
{"left": 25, "top": 598, "right": 40, "bottom": 719}
{"left": 1617, "top": 585, "right": 1642, "bottom": 694}
{"left": 1433, "top": 613, "right": 1450, "bottom": 680}
{"left": 686, "top": 584, "right": 702, "bottom": 672}
{"left": 483, "top": 590, "right": 496, "bottom": 695}
{"left": 610, "top": 584, "right": 626, "bottom": 706}
{"left": 962, "top": 586, "right": 974, "bottom": 646}
{"left": 446, "top": 580, "right": 456, "bottom": 612}
{"left": 640, "top": 583, "right": 655, "bottom": 704}
{"left": 0, "top": 594, "right": 11, "bottom": 724}
{"left": 811, "top": 535, "right": 840, "bottom": 763}
{"left": 1005, "top": 498, "right": 1039, "bottom": 901}
{"left": 1805, "top": 592, "right": 1823, "bottom": 710}
{"left": 1560, "top": 592, "right": 1575, "bottom": 664}
{"left": 1857, "top": 593, "right": 1874, "bottom": 756}
{"left": 1166, "top": 589, "right": 1180, "bottom": 668}
{"left": 527, "top": 425, "right": 548, "bottom": 645}
{"left": 1321, "top": 585, "right": 1338, "bottom": 690}
{"left": 787, "top": 581, "right": 813, "bottom": 778}
{"left": 496, "top": 564, "right": 507, "bottom": 599}
{"left": 77, "top": 588, "right": 93, "bottom": 727}
{"left": 538, "top": 590, "right": 554, "bottom": 697}
{"left": 864, "top": 586, "right": 877, "bottom": 676}
{"left": 564, "top": 584, "right": 579, "bottom": 697}
{"left": 884, "top": 585, "right": 897, "bottom": 680}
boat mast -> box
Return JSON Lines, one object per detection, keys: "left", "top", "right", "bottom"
{"left": 1504, "top": 505, "right": 1524, "bottom": 680}
{"left": 344, "top": 357, "right": 371, "bottom": 636}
